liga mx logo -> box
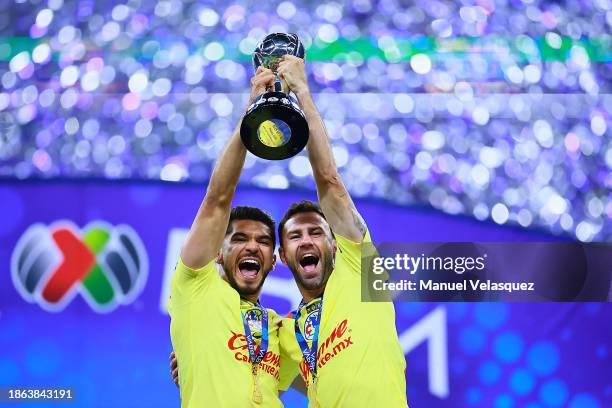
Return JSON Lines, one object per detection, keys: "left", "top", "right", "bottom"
{"left": 11, "top": 221, "right": 148, "bottom": 313}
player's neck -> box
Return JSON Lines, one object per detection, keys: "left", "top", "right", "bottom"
{"left": 242, "top": 293, "right": 259, "bottom": 303}
{"left": 301, "top": 287, "right": 324, "bottom": 302}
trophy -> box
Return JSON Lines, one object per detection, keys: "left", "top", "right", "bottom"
{"left": 240, "top": 33, "right": 309, "bottom": 160}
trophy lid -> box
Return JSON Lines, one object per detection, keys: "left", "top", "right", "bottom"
{"left": 252, "top": 33, "right": 305, "bottom": 70}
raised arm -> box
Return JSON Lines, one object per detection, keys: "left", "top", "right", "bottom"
{"left": 180, "top": 67, "right": 276, "bottom": 268}
{"left": 278, "top": 56, "right": 366, "bottom": 242}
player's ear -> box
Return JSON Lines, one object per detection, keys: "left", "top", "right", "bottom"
{"left": 279, "top": 246, "right": 287, "bottom": 265}
{"left": 215, "top": 252, "right": 223, "bottom": 265}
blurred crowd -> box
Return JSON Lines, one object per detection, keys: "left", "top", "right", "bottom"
{"left": 0, "top": 0, "right": 610, "bottom": 241}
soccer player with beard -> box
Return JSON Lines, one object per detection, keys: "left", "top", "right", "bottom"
{"left": 275, "top": 55, "right": 409, "bottom": 407}
{"left": 168, "top": 67, "right": 296, "bottom": 407}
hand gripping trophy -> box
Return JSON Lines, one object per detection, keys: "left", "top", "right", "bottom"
{"left": 240, "top": 33, "right": 309, "bottom": 160}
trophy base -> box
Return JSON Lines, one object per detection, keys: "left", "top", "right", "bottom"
{"left": 240, "top": 92, "right": 309, "bottom": 160}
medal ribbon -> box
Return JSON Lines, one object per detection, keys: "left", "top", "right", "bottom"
{"left": 293, "top": 296, "right": 323, "bottom": 379}
{"left": 241, "top": 301, "right": 269, "bottom": 367}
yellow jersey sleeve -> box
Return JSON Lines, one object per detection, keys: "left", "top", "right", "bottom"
{"left": 277, "top": 316, "right": 299, "bottom": 391}
{"left": 278, "top": 316, "right": 304, "bottom": 391}
{"left": 333, "top": 227, "right": 372, "bottom": 277}
{"left": 278, "top": 346, "right": 300, "bottom": 391}
{"left": 169, "top": 258, "right": 219, "bottom": 308}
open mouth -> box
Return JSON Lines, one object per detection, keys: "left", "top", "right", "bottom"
{"left": 299, "top": 253, "right": 320, "bottom": 274}
{"left": 238, "top": 258, "right": 261, "bottom": 280}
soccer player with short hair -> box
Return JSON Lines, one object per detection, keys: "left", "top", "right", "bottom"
{"left": 168, "top": 67, "right": 295, "bottom": 407}
{"left": 275, "top": 55, "right": 409, "bottom": 407}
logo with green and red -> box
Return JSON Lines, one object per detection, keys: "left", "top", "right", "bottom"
{"left": 11, "top": 221, "right": 148, "bottom": 313}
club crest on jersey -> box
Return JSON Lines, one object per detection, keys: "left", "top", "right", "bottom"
{"left": 245, "top": 308, "right": 263, "bottom": 333}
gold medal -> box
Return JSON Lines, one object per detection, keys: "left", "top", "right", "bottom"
{"left": 309, "top": 376, "right": 318, "bottom": 408}
{"left": 252, "top": 365, "right": 263, "bottom": 404}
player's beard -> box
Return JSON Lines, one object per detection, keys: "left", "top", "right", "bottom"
{"left": 289, "top": 246, "right": 334, "bottom": 292}
{"left": 223, "top": 263, "right": 267, "bottom": 298}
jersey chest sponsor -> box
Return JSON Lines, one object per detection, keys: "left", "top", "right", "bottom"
{"left": 299, "top": 318, "right": 354, "bottom": 382}
{"left": 227, "top": 331, "right": 281, "bottom": 381}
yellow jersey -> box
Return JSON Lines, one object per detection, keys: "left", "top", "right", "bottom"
{"left": 279, "top": 229, "right": 408, "bottom": 407}
{"left": 169, "top": 259, "right": 294, "bottom": 407}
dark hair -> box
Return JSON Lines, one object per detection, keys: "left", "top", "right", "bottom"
{"left": 278, "top": 200, "right": 329, "bottom": 247}
{"left": 227, "top": 206, "right": 276, "bottom": 247}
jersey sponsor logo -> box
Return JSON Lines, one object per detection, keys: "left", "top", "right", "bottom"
{"left": 227, "top": 331, "right": 281, "bottom": 380}
{"left": 299, "top": 318, "right": 354, "bottom": 382}
{"left": 11, "top": 221, "right": 148, "bottom": 313}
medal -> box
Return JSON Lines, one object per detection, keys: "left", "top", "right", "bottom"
{"left": 242, "top": 302, "right": 269, "bottom": 405}
{"left": 252, "top": 365, "right": 263, "bottom": 404}
{"left": 310, "top": 376, "right": 318, "bottom": 408}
